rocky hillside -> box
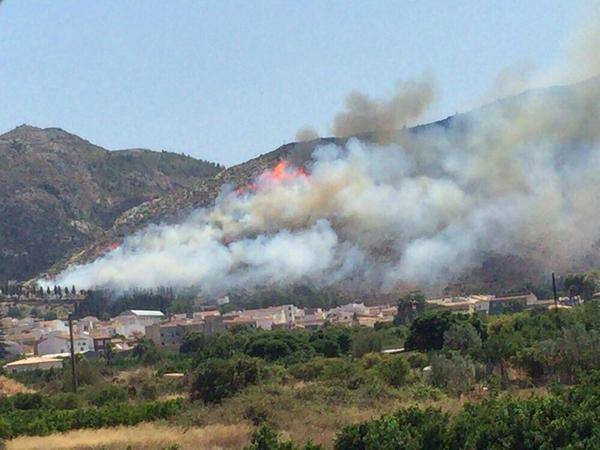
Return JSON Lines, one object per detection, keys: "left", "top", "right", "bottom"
{"left": 0, "top": 125, "right": 223, "bottom": 282}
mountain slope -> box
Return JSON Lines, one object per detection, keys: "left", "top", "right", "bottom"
{"left": 0, "top": 125, "right": 223, "bottom": 282}
{"left": 51, "top": 77, "right": 600, "bottom": 296}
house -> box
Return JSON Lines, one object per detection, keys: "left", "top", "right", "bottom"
{"left": 428, "top": 295, "right": 493, "bottom": 314}
{"left": 222, "top": 316, "right": 258, "bottom": 330}
{"left": 3, "top": 355, "right": 63, "bottom": 373}
{"left": 76, "top": 316, "right": 100, "bottom": 333}
{"left": 146, "top": 321, "right": 202, "bottom": 347}
{"left": 90, "top": 332, "right": 113, "bottom": 353}
{"left": 146, "top": 315, "right": 224, "bottom": 347}
{"left": 326, "top": 303, "right": 369, "bottom": 322}
{"left": 488, "top": 293, "right": 538, "bottom": 315}
{"left": 35, "top": 333, "right": 94, "bottom": 356}
{"left": 224, "top": 304, "right": 299, "bottom": 330}
{"left": 113, "top": 310, "right": 165, "bottom": 337}
{"left": 2, "top": 340, "right": 24, "bottom": 357}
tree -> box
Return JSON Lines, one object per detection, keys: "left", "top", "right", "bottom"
{"left": 132, "top": 338, "right": 160, "bottom": 365}
{"left": 443, "top": 322, "right": 482, "bottom": 357}
{"left": 404, "top": 310, "right": 456, "bottom": 351}
{"left": 429, "top": 352, "right": 479, "bottom": 395}
{"left": 190, "top": 356, "right": 264, "bottom": 403}
{"left": 0, "top": 320, "right": 8, "bottom": 360}
{"left": 351, "top": 328, "right": 382, "bottom": 357}
{"left": 377, "top": 356, "right": 410, "bottom": 387}
{"left": 43, "top": 311, "right": 58, "bottom": 321}
{"left": 394, "top": 291, "right": 426, "bottom": 325}
{"left": 335, "top": 407, "right": 449, "bottom": 450}
{"left": 311, "top": 338, "right": 340, "bottom": 357}
{"left": 7, "top": 306, "right": 23, "bottom": 319}
{"left": 564, "top": 270, "right": 600, "bottom": 301}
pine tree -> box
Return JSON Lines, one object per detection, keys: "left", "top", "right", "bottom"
{"left": 0, "top": 317, "right": 8, "bottom": 360}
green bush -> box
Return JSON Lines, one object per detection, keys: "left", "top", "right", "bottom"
{"left": 429, "top": 352, "right": 479, "bottom": 395}
{"left": 376, "top": 356, "right": 410, "bottom": 387}
{"left": 85, "top": 384, "right": 129, "bottom": 407}
{"left": 406, "top": 352, "right": 428, "bottom": 369}
{"left": 288, "top": 357, "right": 327, "bottom": 381}
{"left": 351, "top": 329, "right": 382, "bottom": 358}
{"left": 246, "top": 425, "right": 323, "bottom": 450}
{"left": 335, "top": 407, "right": 449, "bottom": 450}
{"left": 0, "top": 399, "right": 184, "bottom": 439}
{"left": 190, "top": 356, "right": 265, "bottom": 403}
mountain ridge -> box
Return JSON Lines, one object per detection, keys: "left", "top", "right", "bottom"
{"left": 0, "top": 125, "right": 223, "bottom": 282}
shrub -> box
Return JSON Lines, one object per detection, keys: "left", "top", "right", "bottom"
{"left": 443, "top": 322, "right": 482, "bottom": 357}
{"left": 246, "top": 425, "right": 323, "bottom": 450}
{"left": 0, "top": 399, "right": 184, "bottom": 439}
{"left": 190, "top": 356, "right": 265, "bottom": 403}
{"left": 429, "top": 352, "right": 479, "bottom": 395}
{"left": 48, "top": 393, "right": 82, "bottom": 410}
{"left": 376, "top": 356, "right": 410, "bottom": 387}
{"left": 85, "top": 384, "right": 129, "bottom": 407}
{"left": 351, "top": 329, "right": 383, "bottom": 357}
{"left": 311, "top": 338, "right": 341, "bottom": 357}
{"left": 288, "top": 358, "right": 327, "bottom": 382}
{"left": 335, "top": 407, "right": 449, "bottom": 450}
{"left": 406, "top": 352, "right": 428, "bottom": 369}
{"left": 360, "top": 352, "right": 383, "bottom": 369}
{"left": 12, "top": 393, "right": 44, "bottom": 410}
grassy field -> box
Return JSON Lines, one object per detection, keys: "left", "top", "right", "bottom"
{"left": 6, "top": 423, "right": 251, "bottom": 450}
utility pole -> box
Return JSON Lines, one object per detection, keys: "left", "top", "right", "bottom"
{"left": 552, "top": 272, "right": 559, "bottom": 309}
{"left": 552, "top": 272, "right": 562, "bottom": 329}
{"left": 68, "top": 302, "right": 79, "bottom": 393}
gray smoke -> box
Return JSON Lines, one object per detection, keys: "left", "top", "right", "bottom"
{"left": 332, "top": 75, "right": 438, "bottom": 141}
{"left": 46, "top": 18, "right": 600, "bottom": 296}
{"left": 295, "top": 126, "right": 320, "bottom": 142}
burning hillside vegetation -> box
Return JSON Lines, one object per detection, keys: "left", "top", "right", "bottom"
{"left": 46, "top": 76, "right": 600, "bottom": 295}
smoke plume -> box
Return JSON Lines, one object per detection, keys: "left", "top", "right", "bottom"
{"left": 332, "top": 75, "right": 438, "bottom": 142}
{"left": 48, "top": 74, "right": 600, "bottom": 295}
{"left": 46, "top": 17, "right": 600, "bottom": 296}
{"left": 295, "top": 126, "right": 320, "bottom": 142}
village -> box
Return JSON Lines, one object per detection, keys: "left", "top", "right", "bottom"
{"left": 2, "top": 288, "right": 592, "bottom": 374}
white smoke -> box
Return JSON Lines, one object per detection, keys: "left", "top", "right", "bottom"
{"left": 49, "top": 75, "right": 600, "bottom": 294}
{"left": 47, "top": 16, "right": 600, "bottom": 295}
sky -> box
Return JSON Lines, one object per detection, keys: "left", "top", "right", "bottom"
{"left": 0, "top": 0, "right": 593, "bottom": 166}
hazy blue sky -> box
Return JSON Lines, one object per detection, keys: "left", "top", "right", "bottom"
{"left": 0, "top": 1, "right": 592, "bottom": 165}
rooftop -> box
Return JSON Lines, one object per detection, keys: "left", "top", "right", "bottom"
{"left": 120, "top": 310, "right": 165, "bottom": 317}
{"left": 4, "top": 355, "right": 63, "bottom": 367}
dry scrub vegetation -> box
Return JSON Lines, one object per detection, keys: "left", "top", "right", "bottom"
{"left": 0, "top": 376, "right": 34, "bottom": 396}
{"left": 6, "top": 423, "right": 251, "bottom": 450}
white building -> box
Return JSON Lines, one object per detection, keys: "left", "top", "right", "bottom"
{"left": 76, "top": 316, "right": 100, "bottom": 333}
{"left": 226, "top": 304, "right": 300, "bottom": 330}
{"left": 36, "top": 333, "right": 94, "bottom": 356}
{"left": 4, "top": 355, "right": 64, "bottom": 373}
{"left": 113, "top": 310, "right": 165, "bottom": 337}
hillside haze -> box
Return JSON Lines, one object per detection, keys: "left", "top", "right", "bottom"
{"left": 0, "top": 125, "right": 223, "bottom": 282}
{"left": 47, "top": 77, "right": 600, "bottom": 298}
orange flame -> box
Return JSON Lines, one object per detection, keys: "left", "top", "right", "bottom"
{"left": 259, "top": 160, "right": 307, "bottom": 183}
{"left": 106, "top": 242, "right": 120, "bottom": 252}
{"left": 236, "top": 160, "right": 307, "bottom": 195}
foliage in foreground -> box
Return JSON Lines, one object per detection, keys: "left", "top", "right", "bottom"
{"left": 0, "top": 396, "right": 183, "bottom": 440}
{"left": 334, "top": 376, "right": 600, "bottom": 450}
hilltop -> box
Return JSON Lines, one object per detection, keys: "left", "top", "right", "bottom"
{"left": 6, "top": 76, "right": 600, "bottom": 296}
{"left": 0, "top": 125, "right": 223, "bottom": 282}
